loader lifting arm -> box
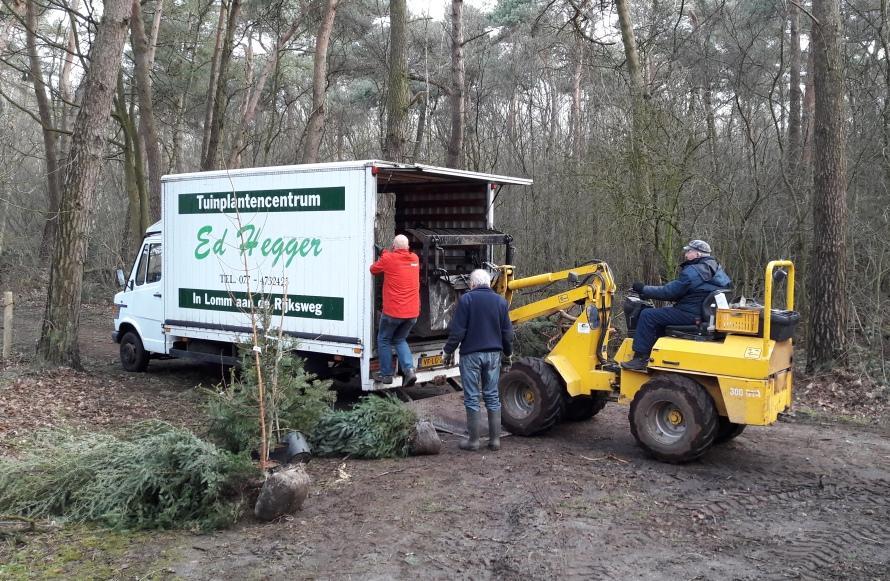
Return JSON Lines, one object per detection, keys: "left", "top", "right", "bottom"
{"left": 493, "top": 262, "right": 620, "bottom": 395}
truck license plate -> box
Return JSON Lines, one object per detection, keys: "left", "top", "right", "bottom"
{"left": 419, "top": 354, "right": 444, "bottom": 368}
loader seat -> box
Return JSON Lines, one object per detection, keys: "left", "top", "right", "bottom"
{"left": 664, "top": 289, "right": 732, "bottom": 341}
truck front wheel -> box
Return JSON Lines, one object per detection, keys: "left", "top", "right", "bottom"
{"left": 120, "top": 331, "right": 149, "bottom": 372}
{"left": 629, "top": 374, "right": 717, "bottom": 463}
{"left": 498, "top": 357, "right": 564, "bottom": 436}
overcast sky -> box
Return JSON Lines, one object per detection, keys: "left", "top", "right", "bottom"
{"left": 407, "top": 0, "right": 495, "bottom": 21}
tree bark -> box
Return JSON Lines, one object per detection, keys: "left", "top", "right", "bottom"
{"left": 807, "top": 0, "right": 848, "bottom": 371}
{"left": 383, "top": 0, "right": 409, "bottom": 162}
{"left": 302, "top": 0, "right": 341, "bottom": 164}
{"left": 202, "top": 0, "right": 242, "bottom": 170}
{"left": 37, "top": 0, "right": 132, "bottom": 368}
{"left": 26, "top": 0, "right": 62, "bottom": 259}
{"left": 445, "top": 0, "right": 464, "bottom": 168}
{"left": 130, "top": 0, "right": 162, "bottom": 221}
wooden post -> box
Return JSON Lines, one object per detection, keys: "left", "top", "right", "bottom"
{"left": 2, "top": 291, "right": 13, "bottom": 359}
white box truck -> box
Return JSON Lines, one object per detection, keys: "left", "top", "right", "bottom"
{"left": 112, "top": 160, "right": 531, "bottom": 390}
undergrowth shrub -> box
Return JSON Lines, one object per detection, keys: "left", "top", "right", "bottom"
{"left": 0, "top": 421, "right": 258, "bottom": 530}
{"left": 205, "top": 338, "right": 335, "bottom": 454}
{"left": 311, "top": 395, "right": 417, "bottom": 459}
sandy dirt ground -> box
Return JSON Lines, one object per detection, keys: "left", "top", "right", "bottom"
{"left": 2, "top": 299, "right": 889, "bottom": 580}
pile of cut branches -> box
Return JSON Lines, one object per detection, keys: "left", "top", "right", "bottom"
{"left": 0, "top": 421, "right": 258, "bottom": 530}
{"left": 311, "top": 395, "right": 417, "bottom": 459}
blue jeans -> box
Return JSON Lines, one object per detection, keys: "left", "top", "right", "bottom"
{"left": 632, "top": 307, "right": 698, "bottom": 355}
{"left": 377, "top": 314, "right": 416, "bottom": 377}
{"left": 460, "top": 351, "right": 502, "bottom": 412}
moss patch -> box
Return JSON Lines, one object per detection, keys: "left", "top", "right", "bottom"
{"left": 0, "top": 526, "right": 180, "bottom": 580}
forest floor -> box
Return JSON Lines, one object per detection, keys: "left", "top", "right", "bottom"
{"left": 1, "top": 296, "right": 889, "bottom": 580}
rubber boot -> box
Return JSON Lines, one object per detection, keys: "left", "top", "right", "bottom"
{"left": 459, "top": 408, "right": 480, "bottom": 451}
{"left": 621, "top": 352, "right": 650, "bottom": 372}
{"left": 487, "top": 409, "right": 501, "bottom": 451}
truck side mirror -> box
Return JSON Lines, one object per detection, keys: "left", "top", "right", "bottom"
{"left": 115, "top": 268, "right": 126, "bottom": 288}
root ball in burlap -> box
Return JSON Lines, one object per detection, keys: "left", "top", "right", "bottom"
{"left": 409, "top": 421, "right": 441, "bottom": 456}
{"left": 254, "top": 465, "right": 311, "bottom": 521}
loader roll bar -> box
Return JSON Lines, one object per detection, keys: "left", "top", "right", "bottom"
{"left": 763, "top": 260, "right": 795, "bottom": 351}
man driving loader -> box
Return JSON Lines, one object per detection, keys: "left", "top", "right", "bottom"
{"left": 622, "top": 239, "right": 732, "bottom": 371}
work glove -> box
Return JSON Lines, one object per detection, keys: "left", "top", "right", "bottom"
{"left": 443, "top": 352, "right": 454, "bottom": 366}
{"left": 502, "top": 354, "right": 514, "bottom": 368}
{"left": 631, "top": 282, "right": 645, "bottom": 294}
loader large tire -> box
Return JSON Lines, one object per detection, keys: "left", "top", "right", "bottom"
{"left": 563, "top": 394, "right": 608, "bottom": 422}
{"left": 714, "top": 417, "right": 746, "bottom": 444}
{"left": 629, "top": 374, "right": 718, "bottom": 463}
{"left": 498, "top": 357, "right": 564, "bottom": 436}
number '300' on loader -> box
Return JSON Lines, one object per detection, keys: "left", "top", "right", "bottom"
{"left": 491, "top": 260, "right": 799, "bottom": 463}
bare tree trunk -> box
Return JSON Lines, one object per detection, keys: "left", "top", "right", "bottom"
{"left": 130, "top": 0, "right": 162, "bottom": 221}
{"left": 37, "top": 0, "right": 131, "bottom": 368}
{"left": 59, "top": 0, "right": 80, "bottom": 135}
{"left": 411, "top": 91, "right": 427, "bottom": 161}
{"left": 201, "top": 0, "right": 228, "bottom": 166}
{"left": 801, "top": 47, "right": 816, "bottom": 168}
{"left": 787, "top": 2, "right": 802, "bottom": 169}
{"left": 147, "top": 0, "right": 163, "bottom": 64}
{"left": 881, "top": 0, "right": 890, "bottom": 190}
{"left": 302, "top": 0, "right": 340, "bottom": 164}
{"left": 570, "top": 37, "right": 582, "bottom": 165}
{"left": 202, "top": 0, "right": 242, "bottom": 170}
{"left": 615, "top": 0, "right": 656, "bottom": 281}
{"left": 26, "top": 0, "right": 62, "bottom": 259}
{"left": 383, "top": 0, "right": 409, "bottom": 162}
{"left": 807, "top": 0, "right": 848, "bottom": 371}
{"left": 115, "top": 72, "right": 149, "bottom": 254}
{"left": 229, "top": 20, "right": 302, "bottom": 168}
{"left": 445, "top": 0, "right": 464, "bottom": 168}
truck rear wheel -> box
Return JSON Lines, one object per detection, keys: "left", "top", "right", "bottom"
{"left": 563, "top": 394, "right": 608, "bottom": 422}
{"left": 629, "top": 374, "right": 717, "bottom": 463}
{"left": 498, "top": 357, "right": 564, "bottom": 436}
{"left": 714, "top": 417, "right": 746, "bottom": 444}
{"left": 120, "top": 331, "right": 149, "bottom": 372}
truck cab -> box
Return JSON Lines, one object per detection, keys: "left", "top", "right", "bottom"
{"left": 113, "top": 223, "right": 166, "bottom": 371}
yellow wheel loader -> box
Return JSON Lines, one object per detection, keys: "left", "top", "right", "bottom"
{"left": 492, "top": 260, "right": 798, "bottom": 463}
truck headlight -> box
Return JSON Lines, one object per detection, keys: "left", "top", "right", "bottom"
{"left": 112, "top": 304, "right": 121, "bottom": 319}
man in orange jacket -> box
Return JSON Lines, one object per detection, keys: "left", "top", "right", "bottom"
{"left": 370, "top": 234, "right": 420, "bottom": 385}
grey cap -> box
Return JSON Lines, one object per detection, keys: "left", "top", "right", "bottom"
{"left": 683, "top": 239, "right": 712, "bottom": 254}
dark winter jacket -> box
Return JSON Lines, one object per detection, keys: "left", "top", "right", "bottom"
{"left": 443, "top": 286, "right": 514, "bottom": 356}
{"left": 641, "top": 257, "right": 732, "bottom": 317}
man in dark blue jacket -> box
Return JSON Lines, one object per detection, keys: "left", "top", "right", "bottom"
{"left": 622, "top": 239, "right": 732, "bottom": 371}
{"left": 443, "top": 269, "right": 514, "bottom": 451}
